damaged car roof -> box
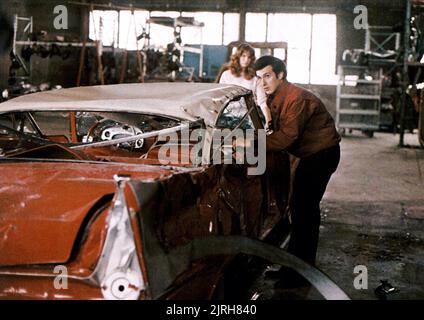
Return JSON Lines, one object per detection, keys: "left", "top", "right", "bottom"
{"left": 0, "top": 83, "right": 251, "bottom": 126}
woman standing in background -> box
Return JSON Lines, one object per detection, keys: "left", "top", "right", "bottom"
{"left": 218, "top": 43, "right": 272, "bottom": 131}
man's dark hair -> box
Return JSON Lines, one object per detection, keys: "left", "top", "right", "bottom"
{"left": 254, "top": 55, "right": 287, "bottom": 79}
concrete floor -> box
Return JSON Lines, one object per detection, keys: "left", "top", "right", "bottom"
{"left": 250, "top": 131, "right": 424, "bottom": 300}
{"left": 317, "top": 131, "right": 424, "bottom": 300}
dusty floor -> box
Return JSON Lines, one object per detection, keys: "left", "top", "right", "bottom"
{"left": 250, "top": 131, "right": 424, "bottom": 300}
{"left": 317, "top": 131, "right": 424, "bottom": 300}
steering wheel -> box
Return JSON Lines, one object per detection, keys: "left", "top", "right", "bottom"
{"left": 85, "top": 119, "right": 144, "bottom": 150}
{"left": 85, "top": 119, "right": 109, "bottom": 142}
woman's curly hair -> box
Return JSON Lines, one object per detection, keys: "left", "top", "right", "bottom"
{"left": 229, "top": 43, "right": 256, "bottom": 80}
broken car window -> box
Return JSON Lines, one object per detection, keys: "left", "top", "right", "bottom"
{"left": 216, "top": 97, "right": 254, "bottom": 131}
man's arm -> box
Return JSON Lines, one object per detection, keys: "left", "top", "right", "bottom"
{"left": 254, "top": 78, "right": 272, "bottom": 129}
{"left": 266, "top": 99, "right": 308, "bottom": 152}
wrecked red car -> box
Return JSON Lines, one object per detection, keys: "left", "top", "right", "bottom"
{"left": 0, "top": 83, "right": 347, "bottom": 300}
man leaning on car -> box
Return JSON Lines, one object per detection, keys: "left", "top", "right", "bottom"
{"left": 254, "top": 55, "right": 341, "bottom": 288}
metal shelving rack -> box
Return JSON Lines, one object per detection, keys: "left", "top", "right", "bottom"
{"left": 11, "top": 14, "right": 96, "bottom": 84}
{"left": 336, "top": 65, "right": 383, "bottom": 137}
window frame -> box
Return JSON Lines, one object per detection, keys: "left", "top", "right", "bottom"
{"left": 246, "top": 11, "right": 337, "bottom": 85}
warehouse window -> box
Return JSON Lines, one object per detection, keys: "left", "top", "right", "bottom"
{"left": 181, "top": 12, "right": 223, "bottom": 45}
{"left": 89, "top": 10, "right": 150, "bottom": 50}
{"left": 267, "top": 13, "right": 311, "bottom": 84}
{"left": 180, "top": 12, "right": 202, "bottom": 45}
{"left": 181, "top": 12, "right": 240, "bottom": 45}
{"left": 118, "top": 10, "right": 149, "bottom": 50}
{"left": 91, "top": 10, "right": 235, "bottom": 47}
{"left": 310, "top": 14, "right": 337, "bottom": 84}
{"left": 245, "top": 13, "right": 267, "bottom": 42}
{"left": 223, "top": 13, "right": 240, "bottom": 45}
{"left": 149, "top": 11, "right": 181, "bottom": 48}
{"left": 88, "top": 10, "right": 335, "bottom": 84}
{"left": 181, "top": 12, "right": 239, "bottom": 45}
{"left": 248, "top": 12, "right": 336, "bottom": 85}
{"left": 89, "top": 10, "right": 119, "bottom": 47}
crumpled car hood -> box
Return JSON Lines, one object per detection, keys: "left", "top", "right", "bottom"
{"left": 0, "top": 161, "right": 171, "bottom": 266}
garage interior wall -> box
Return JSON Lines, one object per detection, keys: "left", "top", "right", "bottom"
{"left": 0, "top": 0, "right": 405, "bottom": 116}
